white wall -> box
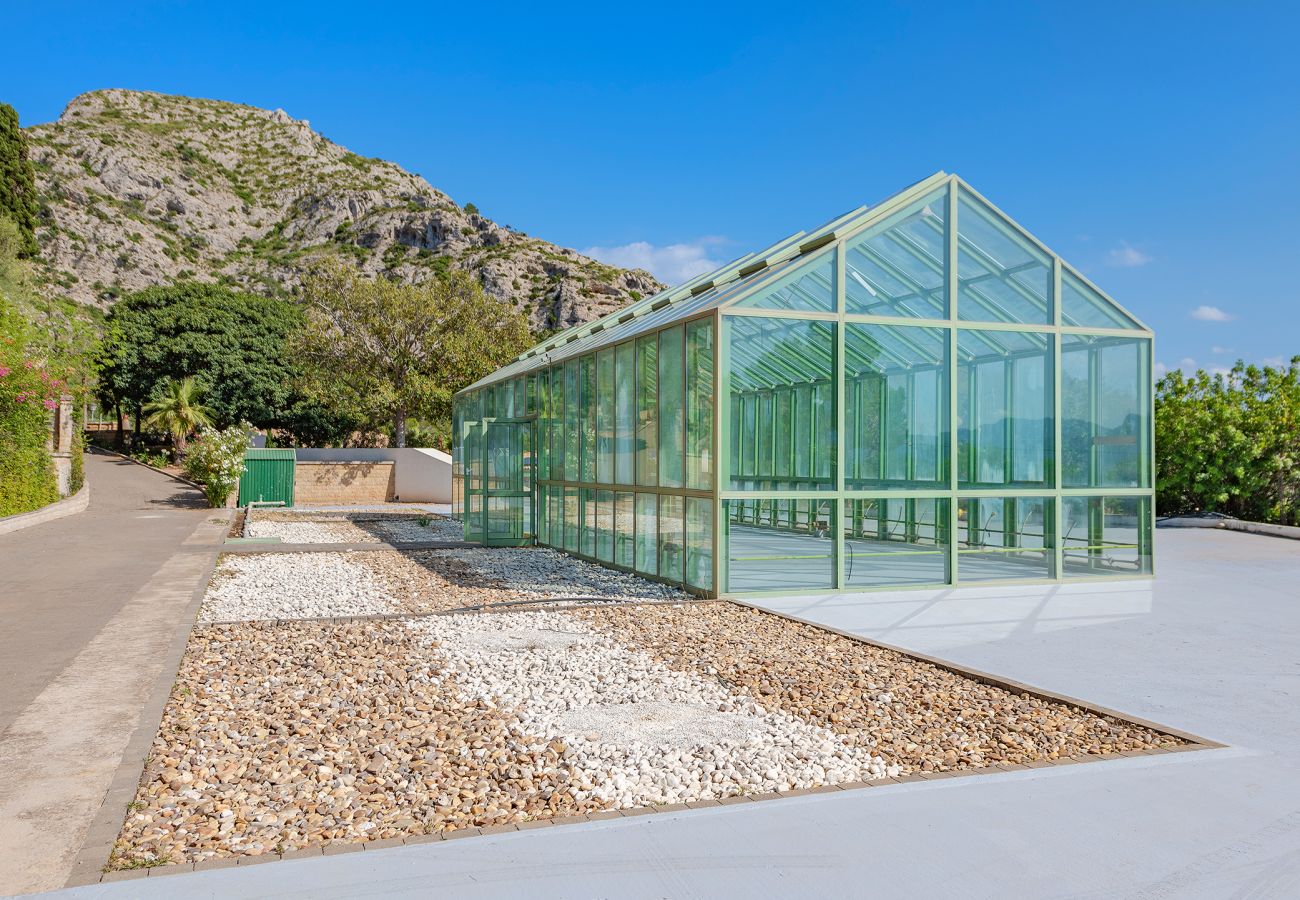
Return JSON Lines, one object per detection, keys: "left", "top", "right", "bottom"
{"left": 294, "top": 448, "right": 452, "bottom": 503}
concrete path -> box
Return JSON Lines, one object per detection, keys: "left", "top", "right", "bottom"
{"left": 0, "top": 449, "right": 217, "bottom": 896}
{"left": 36, "top": 527, "right": 1300, "bottom": 898}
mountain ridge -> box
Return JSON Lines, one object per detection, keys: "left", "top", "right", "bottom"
{"left": 24, "top": 89, "right": 663, "bottom": 330}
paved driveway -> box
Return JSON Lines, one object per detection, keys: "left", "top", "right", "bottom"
{"left": 0, "top": 449, "right": 217, "bottom": 896}
{"left": 36, "top": 526, "right": 1300, "bottom": 899}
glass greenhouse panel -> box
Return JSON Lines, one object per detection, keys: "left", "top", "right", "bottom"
{"left": 685, "top": 496, "right": 713, "bottom": 590}
{"left": 725, "top": 498, "right": 835, "bottom": 592}
{"left": 845, "top": 323, "right": 949, "bottom": 489}
{"left": 635, "top": 493, "right": 657, "bottom": 575}
{"left": 1062, "top": 334, "right": 1151, "bottom": 488}
{"left": 686, "top": 320, "right": 714, "bottom": 490}
{"left": 957, "top": 187, "right": 1052, "bottom": 324}
{"left": 659, "top": 494, "right": 685, "bottom": 582}
{"left": 844, "top": 498, "right": 950, "bottom": 587}
{"left": 596, "top": 489, "right": 614, "bottom": 562}
{"left": 658, "top": 326, "right": 686, "bottom": 488}
{"left": 844, "top": 188, "right": 947, "bottom": 318}
{"left": 1062, "top": 269, "right": 1142, "bottom": 330}
{"left": 636, "top": 336, "right": 658, "bottom": 486}
{"left": 615, "top": 342, "right": 635, "bottom": 485}
{"left": 581, "top": 355, "right": 596, "bottom": 483}
{"left": 957, "top": 497, "right": 1053, "bottom": 581}
{"left": 1062, "top": 495, "right": 1152, "bottom": 577}
{"left": 596, "top": 348, "right": 615, "bottom": 484}
{"left": 563, "top": 486, "right": 579, "bottom": 552}
{"left": 958, "top": 329, "right": 1054, "bottom": 487}
{"left": 727, "top": 316, "right": 836, "bottom": 491}
{"left": 730, "top": 251, "right": 834, "bottom": 313}
{"left": 563, "top": 360, "right": 579, "bottom": 481}
{"left": 614, "top": 491, "right": 635, "bottom": 567}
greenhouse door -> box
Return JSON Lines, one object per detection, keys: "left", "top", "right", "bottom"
{"left": 477, "top": 418, "right": 534, "bottom": 547}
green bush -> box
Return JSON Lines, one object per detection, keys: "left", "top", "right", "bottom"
{"left": 1156, "top": 358, "right": 1300, "bottom": 525}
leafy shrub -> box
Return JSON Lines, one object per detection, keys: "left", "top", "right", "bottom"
{"left": 1156, "top": 358, "right": 1300, "bottom": 524}
{"left": 182, "top": 423, "right": 250, "bottom": 508}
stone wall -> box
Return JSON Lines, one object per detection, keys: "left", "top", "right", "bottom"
{"left": 294, "top": 461, "right": 395, "bottom": 505}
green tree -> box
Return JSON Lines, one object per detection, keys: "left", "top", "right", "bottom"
{"left": 142, "top": 376, "right": 213, "bottom": 455}
{"left": 95, "top": 281, "right": 349, "bottom": 442}
{"left": 0, "top": 104, "right": 39, "bottom": 258}
{"left": 295, "top": 260, "right": 531, "bottom": 447}
{"left": 1156, "top": 358, "right": 1300, "bottom": 524}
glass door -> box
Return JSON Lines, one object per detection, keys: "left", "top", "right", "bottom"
{"left": 479, "top": 418, "right": 534, "bottom": 546}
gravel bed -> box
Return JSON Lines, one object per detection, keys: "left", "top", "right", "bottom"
{"left": 199, "top": 553, "right": 401, "bottom": 622}
{"left": 415, "top": 611, "right": 896, "bottom": 808}
{"left": 412, "top": 547, "right": 688, "bottom": 600}
{"left": 247, "top": 512, "right": 463, "bottom": 544}
{"left": 111, "top": 620, "right": 599, "bottom": 867}
{"left": 578, "top": 603, "right": 1187, "bottom": 771}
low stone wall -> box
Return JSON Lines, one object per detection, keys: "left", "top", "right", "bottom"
{"left": 293, "top": 448, "right": 452, "bottom": 503}
{"left": 294, "top": 461, "right": 395, "bottom": 505}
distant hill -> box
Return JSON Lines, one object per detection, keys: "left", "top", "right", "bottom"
{"left": 25, "top": 89, "right": 663, "bottom": 330}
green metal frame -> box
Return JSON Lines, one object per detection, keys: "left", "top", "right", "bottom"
{"left": 452, "top": 173, "right": 1155, "bottom": 597}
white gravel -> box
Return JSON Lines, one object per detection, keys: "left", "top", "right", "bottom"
{"left": 245, "top": 514, "right": 463, "bottom": 544}
{"left": 414, "top": 610, "right": 898, "bottom": 807}
{"left": 200, "top": 553, "right": 400, "bottom": 622}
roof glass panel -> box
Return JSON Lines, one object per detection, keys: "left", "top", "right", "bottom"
{"left": 1061, "top": 268, "right": 1142, "bottom": 330}
{"left": 956, "top": 187, "right": 1052, "bottom": 325}
{"left": 729, "top": 248, "right": 834, "bottom": 312}
{"left": 844, "top": 187, "right": 947, "bottom": 318}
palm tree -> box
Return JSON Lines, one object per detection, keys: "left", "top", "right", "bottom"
{"left": 143, "top": 377, "right": 213, "bottom": 456}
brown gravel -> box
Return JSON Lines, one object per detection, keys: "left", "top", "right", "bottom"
{"left": 357, "top": 550, "right": 530, "bottom": 613}
{"left": 110, "top": 620, "right": 603, "bottom": 868}
{"left": 577, "top": 602, "right": 1186, "bottom": 772}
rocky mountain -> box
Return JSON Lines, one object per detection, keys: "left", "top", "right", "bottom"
{"left": 25, "top": 90, "right": 663, "bottom": 331}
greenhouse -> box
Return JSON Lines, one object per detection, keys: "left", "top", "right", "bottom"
{"left": 452, "top": 172, "right": 1154, "bottom": 597}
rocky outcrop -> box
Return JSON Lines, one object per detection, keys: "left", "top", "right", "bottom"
{"left": 26, "top": 90, "right": 662, "bottom": 330}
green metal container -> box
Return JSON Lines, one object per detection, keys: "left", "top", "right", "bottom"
{"left": 238, "top": 448, "right": 296, "bottom": 507}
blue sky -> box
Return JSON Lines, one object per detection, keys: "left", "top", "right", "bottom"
{"left": 4, "top": 1, "right": 1298, "bottom": 373}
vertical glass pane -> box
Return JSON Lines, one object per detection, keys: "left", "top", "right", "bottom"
{"left": 845, "top": 324, "right": 949, "bottom": 489}
{"left": 685, "top": 496, "right": 713, "bottom": 590}
{"left": 844, "top": 188, "right": 947, "bottom": 318}
{"left": 536, "top": 371, "right": 550, "bottom": 481}
{"left": 658, "top": 494, "right": 684, "bottom": 582}
{"left": 615, "top": 342, "right": 636, "bottom": 485}
{"left": 725, "top": 498, "right": 834, "bottom": 592}
{"left": 731, "top": 251, "right": 834, "bottom": 312}
{"left": 956, "top": 188, "right": 1052, "bottom": 324}
{"left": 581, "top": 355, "right": 596, "bottom": 483}
{"left": 563, "top": 486, "right": 579, "bottom": 552}
{"left": 658, "top": 325, "right": 685, "bottom": 488}
{"left": 636, "top": 335, "right": 658, "bottom": 486}
{"left": 550, "top": 367, "right": 564, "bottom": 481}
{"left": 596, "top": 349, "right": 615, "bottom": 484}
{"left": 581, "top": 488, "right": 596, "bottom": 557}
{"left": 596, "top": 489, "right": 614, "bottom": 562}
{"left": 615, "top": 491, "right": 635, "bottom": 568}
{"left": 957, "top": 497, "right": 1053, "bottom": 581}
{"left": 958, "top": 329, "right": 1053, "bottom": 488}
{"left": 563, "top": 360, "right": 579, "bottom": 482}
{"left": 844, "top": 498, "right": 950, "bottom": 587}
{"left": 686, "top": 320, "right": 714, "bottom": 491}
{"left": 1062, "top": 496, "right": 1152, "bottom": 577}
{"left": 1062, "top": 334, "right": 1150, "bottom": 488}
{"left": 635, "top": 493, "right": 658, "bottom": 575}
{"left": 1061, "top": 269, "right": 1141, "bottom": 330}
{"left": 727, "top": 316, "right": 836, "bottom": 491}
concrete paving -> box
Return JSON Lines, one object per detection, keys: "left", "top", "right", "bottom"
{"left": 0, "top": 449, "right": 215, "bottom": 896}
{"left": 33, "top": 526, "right": 1300, "bottom": 899}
